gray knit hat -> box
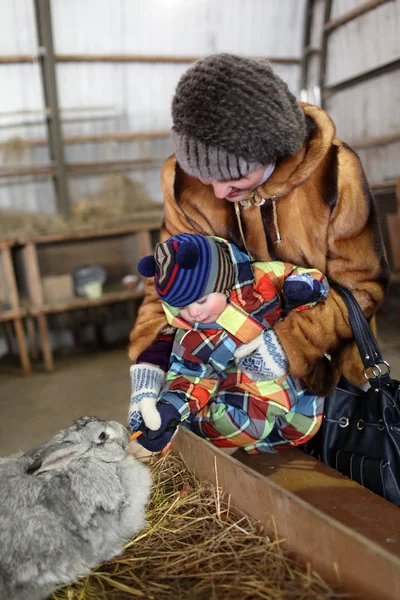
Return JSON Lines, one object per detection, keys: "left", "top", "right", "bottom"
{"left": 172, "top": 53, "right": 306, "bottom": 180}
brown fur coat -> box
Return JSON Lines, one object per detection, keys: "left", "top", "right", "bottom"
{"left": 129, "top": 103, "right": 390, "bottom": 395}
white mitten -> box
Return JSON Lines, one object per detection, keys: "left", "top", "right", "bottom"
{"left": 128, "top": 364, "right": 165, "bottom": 432}
{"left": 234, "top": 330, "right": 288, "bottom": 381}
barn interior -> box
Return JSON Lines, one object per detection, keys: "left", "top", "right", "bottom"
{"left": 1, "top": 1, "right": 400, "bottom": 598}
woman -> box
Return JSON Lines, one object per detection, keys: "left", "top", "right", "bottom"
{"left": 127, "top": 53, "right": 389, "bottom": 449}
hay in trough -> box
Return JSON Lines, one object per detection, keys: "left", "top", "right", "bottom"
{"left": 51, "top": 454, "right": 349, "bottom": 600}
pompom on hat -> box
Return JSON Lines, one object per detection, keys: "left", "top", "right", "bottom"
{"left": 138, "top": 234, "right": 235, "bottom": 308}
{"left": 171, "top": 53, "right": 306, "bottom": 180}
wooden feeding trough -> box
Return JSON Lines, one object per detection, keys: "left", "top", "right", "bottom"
{"left": 172, "top": 428, "right": 400, "bottom": 600}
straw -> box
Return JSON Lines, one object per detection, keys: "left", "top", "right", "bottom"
{"left": 51, "top": 453, "right": 350, "bottom": 600}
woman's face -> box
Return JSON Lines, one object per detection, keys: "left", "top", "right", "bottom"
{"left": 178, "top": 292, "right": 228, "bottom": 324}
{"left": 199, "top": 166, "right": 266, "bottom": 203}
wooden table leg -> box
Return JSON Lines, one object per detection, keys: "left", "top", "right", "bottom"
{"left": 37, "top": 314, "right": 54, "bottom": 373}
{"left": 23, "top": 243, "right": 54, "bottom": 372}
{"left": 1, "top": 244, "right": 32, "bottom": 375}
{"left": 13, "top": 318, "right": 32, "bottom": 376}
{"left": 3, "top": 322, "right": 14, "bottom": 355}
{"left": 26, "top": 316, "right": 39, "bottom": 361}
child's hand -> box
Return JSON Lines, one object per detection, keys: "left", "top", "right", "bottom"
{"left": 128, "top": 364, "right": 165, "bottom": 432}
{"left": 137, "top": 403, "right": 181, "bottom": 453}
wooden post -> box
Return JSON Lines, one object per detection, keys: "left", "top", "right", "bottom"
{"left": 13, "top": 319, "right": 32, "bottom": 376}
{"left": 2, "top": 322, "right": 14, "bottom": 354}
{"left": 136, "top": 231, "right": 152, "bottom": 257}
{"left": 23, "top": 242, "right": 53, "bottom": 373}
{"left": 121, "top": 230, "right": 153, "bottom": 275}
{"left": 23, "top": 243, "right": 44, "bottom": 306}
{"left": 1, "top": 245, "right": 32, "bottom": 376}
{"left": 1, "top": 245, "right": 20, "bottom": 308}
{"left": 37, "top": 314, "right": 54, "bottom": 373}
{"left": 25, "top": 317, "right": 39, "bottom": 361}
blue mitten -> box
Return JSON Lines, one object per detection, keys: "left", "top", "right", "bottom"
{"left": 234, "top": 329, "right": 288, "bottom": 381}
{"left": 128, "top": 364, "right": 165, "bottom": 432}
{"left": 138, "top": 403, "right": 181, "bottom": 453}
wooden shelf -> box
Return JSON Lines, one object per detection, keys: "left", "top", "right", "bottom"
{"left": 18, "top": 220, "right": 158, "bottom": 373}
{"left": 0, "top": 157, "right": 164, "bottom": 180}
{"left": 29, "top": 285, "right": 145, "bottom": 315}
{"left": 370, "top": 180, "right": 396, "bottom": 195}
{"left": 0, "top": 239, "right": 16, "bottom": 249}
{"left": 0, "top": 307, "right": 27, "bottom": 323}
{"left": 17, "top": 220, "right": 163, "bottom": 245}
{"left": 0, "top": 53, "right": 301, "bottom": 66}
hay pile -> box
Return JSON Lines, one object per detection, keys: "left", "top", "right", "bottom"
{"left": 0, "top": 136, "right": 31, "bottom": 162}
{"left": 51, "top": 454, "right": 348, "bottom": 600}
{"left": 70, "top": 173, "right": 162, "bottom": 225}
{"left": 0, "top": 173, "right": 163, "bottom": 242}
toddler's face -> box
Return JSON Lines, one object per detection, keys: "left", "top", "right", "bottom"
{"left": 178, "top": 292, "right": 227, "bottom": 324}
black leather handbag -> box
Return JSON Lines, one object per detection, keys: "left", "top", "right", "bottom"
{"left": 303, "top": 286, "right": 400, "bottom": 505}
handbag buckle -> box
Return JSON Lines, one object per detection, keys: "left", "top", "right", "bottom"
{"left": 363, "top": 360, "right": 391, "bottom": 380}
{"left": 377, "top": 419, "right": 385, "bottom": 431}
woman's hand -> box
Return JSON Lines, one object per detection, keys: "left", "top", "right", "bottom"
{"left": 234, "top": 329, "right": 288, "bottom": 381}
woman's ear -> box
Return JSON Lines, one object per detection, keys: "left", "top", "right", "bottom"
{"left": 137, "top": 255, "right": 156, "bottom": 277}
{"left": 176, "top": 241, "right": 199, "bottom": 268}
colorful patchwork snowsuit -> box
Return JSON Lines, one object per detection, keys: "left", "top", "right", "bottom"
{"left": 158, "top": 240, "right": 328, "bottom": 454}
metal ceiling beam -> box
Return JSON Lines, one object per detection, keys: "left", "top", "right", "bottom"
{"left": 301, "top": 0, "right": 316, "bottom": 90}
{"left": 319, "top": 0, "right": 334, "bottom": 108}
{"left": 34, "top": 0, "right": 71, "bottom": 218}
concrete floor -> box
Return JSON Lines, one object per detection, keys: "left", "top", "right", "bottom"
{"left": 0, "top": 347, "right": 131, "bottom": 455}
{"left": 1, "top": 305, "right": 399, "bottom": 456}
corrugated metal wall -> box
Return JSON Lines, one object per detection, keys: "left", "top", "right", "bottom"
{"left": 0, "top": 0, "right": 306, "bottom": 213}
{"left": 0, "top": 0, "right": 53, "bottom": 211}
{"left": 306, "top": 0, "right": 400, "bottom": 185}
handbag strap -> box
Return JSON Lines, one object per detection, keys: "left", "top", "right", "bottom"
{"left": 334, "top": 285, "right": 389, "bottom": 379}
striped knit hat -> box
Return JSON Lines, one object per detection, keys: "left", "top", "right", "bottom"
{"left": 137, "top": 234, "right": 235, "bottom": 307}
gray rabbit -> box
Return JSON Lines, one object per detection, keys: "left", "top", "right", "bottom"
{"left": 0, "top": 416, "right": 152, "bottom": 600}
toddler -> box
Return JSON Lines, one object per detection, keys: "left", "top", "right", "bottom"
{"left": 129, "top": 234, "right": 329, "bottom": 455}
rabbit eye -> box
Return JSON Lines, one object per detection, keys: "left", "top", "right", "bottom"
{"left": 98, "top": 431, "right": 107, "bottom": 442}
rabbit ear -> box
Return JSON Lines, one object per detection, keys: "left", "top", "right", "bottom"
{"left": 176, "top": 241, "right": 199, "bottom": 268}
{"left": 26, "top": 442, "right": 79, "bottom": 475}
{"left": 137, "top": 255, "right": 156, "bottom": 277}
